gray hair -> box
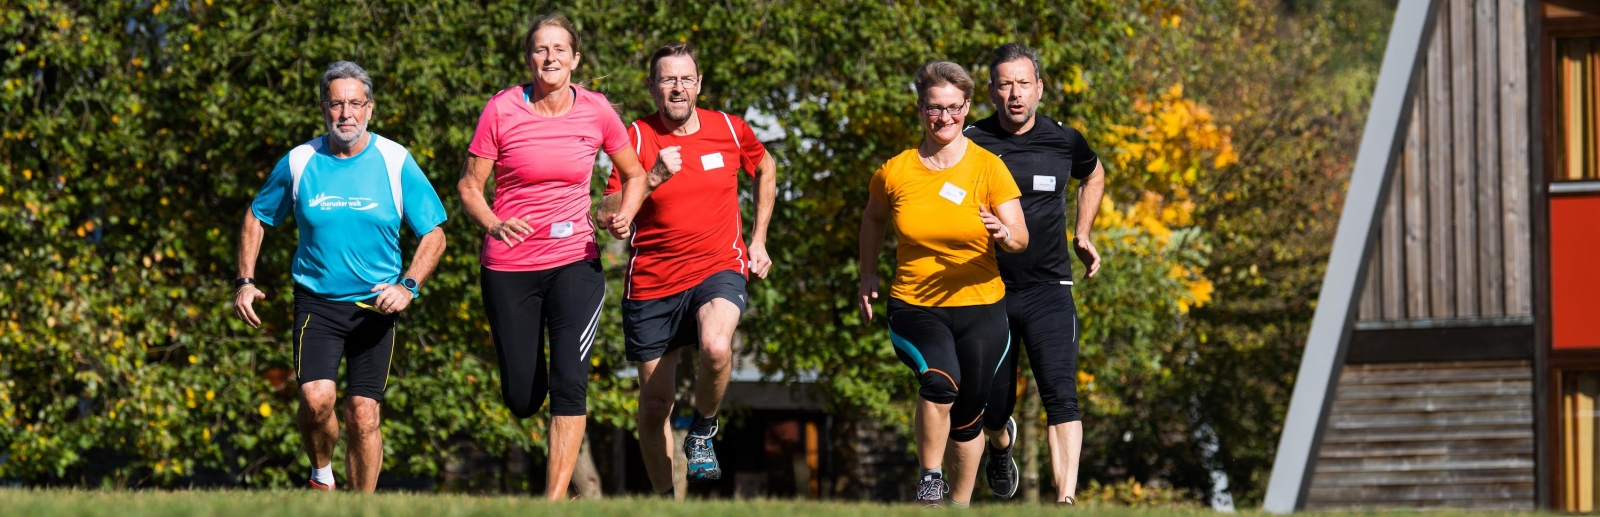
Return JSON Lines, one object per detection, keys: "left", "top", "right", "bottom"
{"left": 320, "top": 61, "right": 373, "bottom": 101}
{"left": 989, "top": 43, "right": 1042, "bottom": 84}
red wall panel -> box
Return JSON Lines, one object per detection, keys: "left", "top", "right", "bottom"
{"left": 1553, "top": 194, "right": 1600, "bottom": 348}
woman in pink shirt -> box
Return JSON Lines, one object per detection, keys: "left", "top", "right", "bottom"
{"left": 457, "top": 13, "right": 654, "bottom": 500}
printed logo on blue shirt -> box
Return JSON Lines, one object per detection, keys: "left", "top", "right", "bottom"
{"left": 307, "top": 193, "right": 382, "bottom": 211}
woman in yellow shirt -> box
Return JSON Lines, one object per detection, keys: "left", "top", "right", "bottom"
{"left": 857, "top": 61, "right": 1029, "bottom": 508}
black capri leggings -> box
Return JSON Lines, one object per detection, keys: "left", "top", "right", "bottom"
{"left": 984, "top": 283, "right": 1081, "bottom": 431}
{"left": 481, "top": 259, "right": 606, "bottom": 418}
{"left": 887, "top": 297, "right": 1011, "bottom": 443}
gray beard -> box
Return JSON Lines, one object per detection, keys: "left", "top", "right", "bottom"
{"left": 662, "top": 103, "right": 692, "bottom": 123}
{"left": 327, "top": 120, "right": 368, "bottom": 148}
{"left": 1001, "top": 107, "right": 1036, "bottom": 128}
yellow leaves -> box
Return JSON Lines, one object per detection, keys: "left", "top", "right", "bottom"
{"left": 81, "top": 34, "right": 88, "bottom": 43}
{"left": 1078, "top": 370, "right": 1096, "bottom": 384}
{"left": 186, "top": 388, "right": 196, "bottom": 408}
{"left": 203, "top": 428, "right": 211, "bottom": 441}
{"left": 131, "top": 57, "right": 142, "bottom": 67}
{"left": 1101, "top": 83, "right": 1236, "bottom": 201}
{"left": 22, "top": 169, "right": 31, "bottom": 180}
{"left": 205, "top": 390, "right": 214, "bottom": 401}
{"left": 1124, "top": 26, "right": 1135, "bottom": 36}
{"left": 13, "top": 43, "right": 23, "bottom": 54}
{"left": 258, "top": 403, "right": 271, "bottom": 418}
{"left": 187, "top": 354, "right": 197, "bottom": 364}
{"left": 1062, "top": 65, "right": 1089, "bottom": 95}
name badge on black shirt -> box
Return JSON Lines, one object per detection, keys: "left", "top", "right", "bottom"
{"left": 1033, "top": 175, "right": 1056, "bottom": 191}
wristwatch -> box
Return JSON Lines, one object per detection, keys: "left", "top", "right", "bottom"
{"left": 234, "top": 277, "right": 255, "bottom": 288}
{"left": 400, "top": 277, "right": 419, "bottom": 298}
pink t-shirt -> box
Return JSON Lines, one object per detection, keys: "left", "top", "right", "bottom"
{"left": 468, "top": 84, "right": 630, "bottom": 271}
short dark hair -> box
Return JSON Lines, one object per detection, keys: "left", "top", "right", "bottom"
{"left": 320, "top": 61, "right": 372, "bottom": 101}
{"left": 989, "top": 43, "right": 1042, "bottom": 84}
{"left": 914, "top": 61, "right": 974, "bottom": 102}
{"left": 649, "top": 42, "right": 700, "bottom": 81}
{"left": 523, "top": 13, "right": 581, "bottom": 57}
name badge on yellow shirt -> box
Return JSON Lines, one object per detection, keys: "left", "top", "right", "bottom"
{"left": 939, "top": 182, "right": 967, "bottom": 205}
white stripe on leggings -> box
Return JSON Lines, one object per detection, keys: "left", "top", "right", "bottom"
{"left": 578, "top": 291, "right": 606, "bottom": 360}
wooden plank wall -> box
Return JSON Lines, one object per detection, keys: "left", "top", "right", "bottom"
{"left": 1306, "top": 361, "right": 1535, "bottom": 510}
{"left": 1358, "top": 0, "right": 1533, "bottom": 322}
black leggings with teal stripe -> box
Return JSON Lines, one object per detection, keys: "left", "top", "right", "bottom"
{"left": 887, "top": 297, "right": 1010, "bottom": 442}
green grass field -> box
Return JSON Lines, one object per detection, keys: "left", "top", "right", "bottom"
{"left": 0, "top": 489, "right": 1252, "bottom": 517}
{"left": 0, "top": 489, "right": 1553, "bottom": 516}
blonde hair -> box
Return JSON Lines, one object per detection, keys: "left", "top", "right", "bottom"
{"left": 914, "top": 61, "right": 974, "bottom": 102}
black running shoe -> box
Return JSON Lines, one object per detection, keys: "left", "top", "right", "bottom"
{"left": 985, "top": 416, "right": 1020, "bottom": 498}
{"left": 916, "top": 472, "right": 948, "bottom": 508}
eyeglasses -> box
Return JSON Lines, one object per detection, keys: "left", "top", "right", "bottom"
{"left": 657, "top": 76, "right": 699, "bottom": 88}
{"left": 922, "top": 101, "right": 968, "bottom": 117}
{"left": 322, "top": 99, "right": 372, "bottom": 112}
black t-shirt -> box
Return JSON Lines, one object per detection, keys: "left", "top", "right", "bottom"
{"left": 964, "top": 114, "right": 1100, "bottom": 287}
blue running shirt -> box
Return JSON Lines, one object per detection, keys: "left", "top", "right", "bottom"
{"left": 251, "top": 133, "right": 448, "bottom": 302}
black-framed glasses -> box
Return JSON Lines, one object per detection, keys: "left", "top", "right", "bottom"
{"left": 657, "top": 76, "right": 699, "bottom": 88}
{"left": 322, "top": 99, "right": 373, "bottom": 112}
{"left": 922, "top": 101, "right": 968, "bottom": 117}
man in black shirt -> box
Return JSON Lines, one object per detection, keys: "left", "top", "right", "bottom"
{"left": 964, "top": 42, "right": 1106, "bottom": 505}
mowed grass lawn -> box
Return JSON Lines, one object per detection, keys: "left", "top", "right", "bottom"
{"left": 0, "top": 489, "right": 1243, "bottom": 517}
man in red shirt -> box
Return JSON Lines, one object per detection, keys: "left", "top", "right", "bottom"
{"left": 599, "top": 42, "right": 777, "bottom": 495}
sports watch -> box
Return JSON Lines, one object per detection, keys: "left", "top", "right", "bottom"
{"left": 400, "top": 277, "right": 419, "bottom": 298}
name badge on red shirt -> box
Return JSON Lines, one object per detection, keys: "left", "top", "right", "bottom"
{"left": 701, "top": 152, "right": 725, "bottom": 170}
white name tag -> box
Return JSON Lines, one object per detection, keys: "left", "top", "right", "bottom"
{"left": 1033, "top": 175, "right": 1057, "bottom": 191}
{"left": 939, "top": 182, "right": 967, "bottom": 205}
{"left": 701, "top": 152, "right": 725, "bottom": 170}
{"left": 550, "top": 221, "right": 574, "bottom": 238}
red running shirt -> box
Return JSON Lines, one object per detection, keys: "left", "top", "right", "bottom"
{"left": 606, "top": 108, "right": 767, "bottom": 300}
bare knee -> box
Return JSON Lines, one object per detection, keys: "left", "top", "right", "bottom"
{"left": 699, "top": 338, "right": 733, "bottom": 371}
{"left": 345, "top": 397, "right": 382, "bottom": 439}
{"left": 638, "top": 393, "right": 675, "bottom": 425}
{"left": 300, "top": 381, "right": 338, "bottom": 421}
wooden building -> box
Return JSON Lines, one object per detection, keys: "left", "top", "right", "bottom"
{"left": 1265, "top": 0, "right": 1600, "bottom": 511}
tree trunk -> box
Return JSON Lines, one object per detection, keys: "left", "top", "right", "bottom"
{"left": 1020, "top": 354, "right": 1043, "bottom": 504}
{"left": 672, "top": 427, "right": 689, "bottom": 499}
{"left": 571, "top": 433, "right": 604, "bottom": 499}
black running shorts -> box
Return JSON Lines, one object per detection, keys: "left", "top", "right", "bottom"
{"left": 292, "top": 286, "right": 398, "bottom": 402}
{"left": 623, "top": 270, "right": 747, "bottom": 362}
{"left": 985, "top": 282, "right": 1081, "bottom": 429}
{"left": 887, "top": 297, "right": 1011, "bottom": 443}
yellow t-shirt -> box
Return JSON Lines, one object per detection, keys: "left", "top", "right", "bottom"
{"left": 869, "top": 143, "right": 1023, "bottom": 307}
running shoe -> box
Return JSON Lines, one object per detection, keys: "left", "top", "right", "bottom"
{"left": 308, "top": 478, "right": 334, "bottom": 491}
{"left": 684, "top": 423, "right": 722, "bottom": 481}
{"left": 985, "top": 416, "right": 1020, "bottom": 498}
{"left": 916, "top": 472, "right": 948, "bottom": 508}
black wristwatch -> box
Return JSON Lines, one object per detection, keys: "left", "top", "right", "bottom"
{"left": 400, "top": 277, "right": 419, "bottom": 298}
{"left": 234, "top": 277, "right": 255, "bottom": 288}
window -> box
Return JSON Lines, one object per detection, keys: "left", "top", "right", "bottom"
{"left": 1564, "top": 371, "right": 1600, "bottom": 511}
{"left": 1556, "top": 37, "right": 1600, "bottom": 180}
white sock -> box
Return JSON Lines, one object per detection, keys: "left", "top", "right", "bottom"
{"left": 312, "top": 464, "right": 334, "bottom": 486}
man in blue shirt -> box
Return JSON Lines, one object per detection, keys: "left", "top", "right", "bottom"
{"left": 232, "top": 61, "right": 448, "bottom": 493}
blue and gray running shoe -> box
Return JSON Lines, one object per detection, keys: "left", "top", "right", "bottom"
{"left": 684, "top": 422, "right": 722, "bottom": 481}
